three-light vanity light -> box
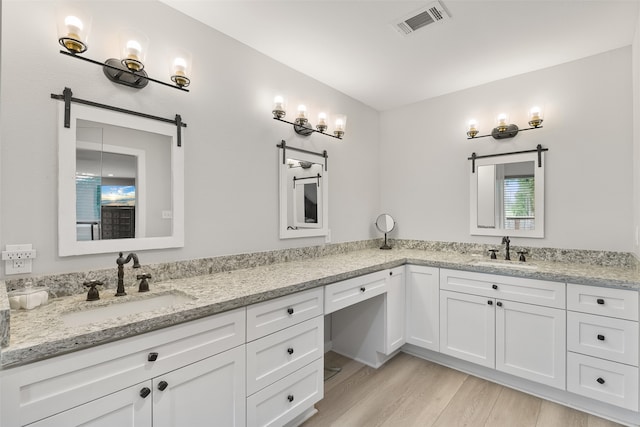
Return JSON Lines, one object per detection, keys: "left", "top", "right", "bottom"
{"left": 57, "top": 10, "right": 192, "bottom": 92}
{"left": 467, "top": 107, "right": 544, "bottom": 140}
{"left": 272, "top": 96, "right": 347, "bottom": 139}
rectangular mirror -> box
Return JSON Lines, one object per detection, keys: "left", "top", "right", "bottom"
{"left": 470, "top": 151, "right": 544, "bottom": 238}
{"left": 58, "top": 103, "right": 184, "bottom": 256}
{"left": 279, "top": 147, "right": 329, "bottom": 239}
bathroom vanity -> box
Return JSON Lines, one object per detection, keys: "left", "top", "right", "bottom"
{"left": 1, "top": 248, "right": 640, "bottom": 426}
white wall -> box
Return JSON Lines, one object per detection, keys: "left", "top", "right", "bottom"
{"left": 380, "top": 47, "right": 634, "bottom": 252}
{"left": 0, "top": 1, "right": 381, "bottom": 276}
{"left": 633, "top": 8, "right": 640, "bottom": 259}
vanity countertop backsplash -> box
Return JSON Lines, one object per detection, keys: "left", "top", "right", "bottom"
{"left": 1, "top": 239, "right": 639, "bottom": 368}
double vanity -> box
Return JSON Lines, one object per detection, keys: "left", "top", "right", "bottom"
{"left": 1, "top": 247, "right": 640, "bottom": 426}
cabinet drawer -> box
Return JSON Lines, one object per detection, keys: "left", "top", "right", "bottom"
{"left": 247, "top": 358, "right": 323, "bottom": 427}
{"left": 440, "top": 269, "right": 565, "bottom": 309}
{"left": 247, "top": 288, "right": 323, "bottom": 341}
{"left": 1, "top": 308, "right": 245, "bottom": 426}
{"left": 567, "top": 284, "right": 638, "bottom": 321}
{"left": 567, "top": 311, "right": 638, "bottom": 366}
{"left": 247, "top": 316, "right": 323, "bottom": 395}
{"left": 325, "top": 270, "right": 388, "bottom": 314}
{"left": 567, "top": 352, "right": 639, "bottom": 411}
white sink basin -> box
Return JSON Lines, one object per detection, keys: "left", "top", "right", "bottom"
{"left": 62, "top": 293, "right": 193, "bottom": 327}
{"left": 472, "top": 260, "right": 539, "bottom": 270}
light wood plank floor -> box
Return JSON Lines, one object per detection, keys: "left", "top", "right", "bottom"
{"left": 302, "top": 352, "right": 625, "bottom": 427}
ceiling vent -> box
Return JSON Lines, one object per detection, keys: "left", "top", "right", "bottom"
{"left": 392, "top": 1, "right": 450, "bottom": 36}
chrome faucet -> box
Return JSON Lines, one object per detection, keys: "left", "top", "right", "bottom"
{"left": 116, "top": 252, "right": 141, "bottom": 296}
{"left": 501, "top": 236, "right": 511, "bottom": 261}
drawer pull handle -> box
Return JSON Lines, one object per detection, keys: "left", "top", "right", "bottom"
{"left": 287, "top": 394, "right": 294, "bottom": 402}
{"left": 492, "top": 284, "right": 498, "bottom": 290}
{"left": 139, "top": 387, "right": 151, "bottom": 399}
{"left": 487, "top": 300, "right": 493, "bottom": 305}
{"left": 360, "top": 287, "right": 366, "bottom": 292}
{"left": 596, "top": 377, "right": 605, "bottom": 385}
{"left": 158, "top": 380, "right": 169, "bottom": 391}
{"left": 496, "top": 301, "right": 503, "bottom": 307}
{"left": 597, "top": 298, "right": 605, "bottom": 305}
{"left": 287, "top": 347, "right": 294, "bottom": 355}
{"left": 597, "top": 334, "right": 605, "bottom": 341}
{"left": 287, "top": 307, "right": 294, "bottom": 315}
{"left": 148, "top": 352, "right": 159, "bottom": 362}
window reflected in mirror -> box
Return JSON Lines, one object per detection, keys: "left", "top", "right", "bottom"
{"left": 470, "top": 151, "right": 544, "bottom": 238}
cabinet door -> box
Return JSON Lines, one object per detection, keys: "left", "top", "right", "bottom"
{"left": 153, "top": 345, "right": 245, "bottom": 427}
{"left": 440, "top": 290, "right": 495, "bottom": 368}
{"left": 496, "top": 300, "right": 566, "bottom": 389}
{"left": 28, "top": 383, "right": 152, "bottom": 427}
{"left": 385, "top": 266, "right": 406, "bottom": 354}
{"left": 405, "top": 265, "right": 439, "bottom": 351}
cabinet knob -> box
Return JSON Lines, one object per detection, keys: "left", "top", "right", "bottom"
{"left": 158, "top": 380, "right": 169, "bottom": 391}
{"left": 496, "top": 301, "right": 503, "bottom": 307}
{"left": 287, "top": 307, "right": 294, "bottom": 315}
{"left": 488, "top": 300, "right": 493, "bottom": 305}
{"left": 597, "top": 334, "right": 605, "bottom": 341}
{"left": 596, "top": 377, "right": 605, "bottom": 385}
{"left": 287, "top": 394, "right": 294, "bottom": 402}
{"left": 139, "top": 387, "right": 151, "bottom": 398}
{"left": 492, "top": 284, "right": 498, "bottom": 290}
{"left": 287, "top": 347, "right": 294, "bottom": 355}
{"left": 148, "top": 352, "right": 159, "bottom": 362}
{"left": 360, "top": 287, "right": 366, "bottom": 292}
{"left": 597, "top": 298, "right": 605, "bottom": 305}
{"left": 389, "top": 271, "right": 393, "bottom": 276}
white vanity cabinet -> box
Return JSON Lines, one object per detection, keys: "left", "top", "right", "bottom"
{"left": 566, "top": 283, "right": 640, "bottom": 411}
{"left": 328, "top": 267, "right": 406, "bottom": 368}
{"left": 405, "top": 265, "right": 439, "bottom": 351}
{"left": 245, "top": 288, "right": 324, "bottom": 427}
{"left": 0, "top": 308, "right": 246, "bottom": 427}
{"left": 439, "top": 269, "right": 566, "bottom": 389}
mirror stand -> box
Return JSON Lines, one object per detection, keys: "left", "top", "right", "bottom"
{"left": 375, "top": 213, "right": 396, "bottom": 250}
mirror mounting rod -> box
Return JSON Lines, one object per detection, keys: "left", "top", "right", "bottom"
{"left": 51, "top": 87, "right": 188, "bottom": 147}
{"left": 277, "top": 140, "right": 328, "bottom": 171}
{"left": 468, "top": 144, "right": 548, "bottom": 173}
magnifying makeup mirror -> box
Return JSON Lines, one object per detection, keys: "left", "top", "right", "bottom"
{"left": 375, "top": 213, "right": 396, "bottom": 250}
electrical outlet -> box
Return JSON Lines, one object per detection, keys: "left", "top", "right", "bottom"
{"left": 3, "top": 244, "right": 36, "bottom": 275}
{"left": 162, "top": 210, "right": 173, "bottom": 219}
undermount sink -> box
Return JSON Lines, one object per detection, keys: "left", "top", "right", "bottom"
{"left": 62, "top": 292, "right": 193, "bottom": 327}
{"left": 472, "top": 260, "right": 539, "bottom": 270}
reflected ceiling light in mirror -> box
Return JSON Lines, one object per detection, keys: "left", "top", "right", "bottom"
{"left": 271, "top": 96, "right": 346, "bottom": 139}
{"left": 466, "top": 107, "right": 543, "bottom": 140}
{"left": 57, "top": 12, "right": 190, "bottom": 92}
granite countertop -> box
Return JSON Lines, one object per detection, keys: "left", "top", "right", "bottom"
{"left": 2, "top": 248, "right": 640, "bottom": 369}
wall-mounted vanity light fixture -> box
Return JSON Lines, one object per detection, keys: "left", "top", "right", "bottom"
{"left": 272, "top": 96, "right": 346, "bottom": 139}
{"left": 57, "top": 13, "right": 191, "bottom": 92}
{"left": 467, "top": 107, "right": 543, "bottom": 140}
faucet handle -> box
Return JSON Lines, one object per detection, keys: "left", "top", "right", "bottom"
{"left": 83, "top": 280, "right": 103, "bottom": 301}
{"left": 137, "top": 273, "right": 152, "bottom": 293}
{"left": 517, "top": 251, "right": 528, "bottom": 262}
